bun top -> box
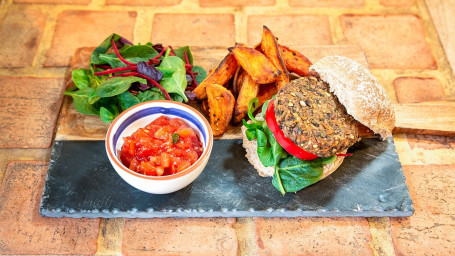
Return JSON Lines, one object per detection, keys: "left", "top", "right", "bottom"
{"left": 310, "top": 56, "right": 395, "bottom": 139}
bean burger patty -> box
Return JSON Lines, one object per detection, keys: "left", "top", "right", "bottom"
{"left": 273, "top": 76, "right": 360, "bottom": 157}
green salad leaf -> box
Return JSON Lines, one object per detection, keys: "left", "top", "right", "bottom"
{"left": 100, "top": 104, "right": 119, "bottom": 123}
{"left": 95, "top": 76, "right": 146, "bottom": 98}
{"left": 173, "top": 46, "right": 193, "bottom": 64}
{"left": 64, "top": 87, "right": 99, "bottom": 115}
{"left": 243, "top": 98, "right": 337, "bottom": 195}
{"left": 192, "top": 65, "right": 208, "bottom": 84}
{"left": 90, "top": 33, "right": 121, "bottom": 66}
{"left": 98, "top": 44, "right": 159, "bottom": 68}
{"left": 72, "top": 69, "right": 91, "bottom": 89}
{"left": 118, "top": 91, "right": 140, "bottom": 111}
{"left": 158, "top": 50, "right": 188, "bottom": 102}
{"left": 272, "top": 156, "right": 335, "bottom": 193}
{"left": 66, "top": 33, "right": 207, "bottom": 123}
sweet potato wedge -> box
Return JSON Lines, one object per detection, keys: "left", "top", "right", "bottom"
{"left": 257, "top": 83, "right": 278, "bottom": 108}
{"left": 230, "top": 46, "right": 281, "bottom": 84}
{"left": 279, "top": 45, "right": 313, "bottom": 77}
{"left": 232, "top": 66, "right": 243, "bottom": 97}
{"left": 201, "top": 99, "right": 210, "bottom": 117}
{"left": 193, "top": 52, "right": 238, "bottom": 100}
{"left": 260, "top": 26, "right": 289, "bottom": 90}
{"left": 233, "top": 72, "right": 260, "bottom": 123}
{"left": 206, "top": 83, "right": 235, "bottom": 136}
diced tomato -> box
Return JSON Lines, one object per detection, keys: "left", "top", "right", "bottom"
{"left": 119, "top": 116, "right": 203, "bottom": 177}
{"left": 178, "top": 161, "right": 191, "bottom": 173}
{"left": 139, "top": 161, "right": 156, "bottom": 176}
{"left": 169, "top": 118, "right": 185, "bottom": 129}
{"left": 176, "top": 127, "right": 194, "bottom": 138}
{"left": 145, "top": 124, "right": 161, "bottom": 135}
{"left": 129, "top": 158, "right": 139, "bottom": 172}
{"left": 185, "top": 149, "right": 199, "bottom": 164}
{"left": 149, "top": 156, "right": 160, "bottom": 166}
{"left": 150, "top": 116, "right": 170, "bottom": 126}
{"left": 131, "top": 128, "right": 150, "bottom": 142}
{"left": 154, "top": 126, "right": 172, "bottom": 140}
{"left": 168, "top": 147, "right": 183, "bottom": 157}
{"left": 173, "top": 139, "right": 188, "bottom": 150}
{"left": 155, "top": 166, "right": 165, "bottom": 176}
{"left": 160, "top": 152, "right": 171, "bottom": 168}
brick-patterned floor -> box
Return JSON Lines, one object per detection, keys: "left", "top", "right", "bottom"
{"left": 0, "top": 161, "right": 100, "bottom": 254}
{"left": 0, "top": 0, "right": 454, "bottom": 255}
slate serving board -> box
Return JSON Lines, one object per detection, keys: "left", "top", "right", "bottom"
{"left": 40, "top": 137, "right": 414, "bottom": 218}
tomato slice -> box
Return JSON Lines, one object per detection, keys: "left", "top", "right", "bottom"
{"left": 265, "top": 100, "right": 319, "bottom": 160}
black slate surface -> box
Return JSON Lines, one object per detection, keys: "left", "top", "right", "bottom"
{"left": 40, "top": 138, "right": 414, "bottom": 218}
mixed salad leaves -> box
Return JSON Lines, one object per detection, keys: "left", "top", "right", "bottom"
{"left": 65, "top": 33, "right": 207, "bottom": 122}
{"left": 243, "top": 98, "right": 337, "bottom": 195}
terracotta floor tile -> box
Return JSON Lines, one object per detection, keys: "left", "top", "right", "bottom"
{"left": 255, "top": 217, "right": 373, "bottom": 255}
{"left": 391, "top": 165, "right": 455, "bottom": 255}
{"left": 380, "top": 0, "right": 415, "bottom": 7}
{"left": 0, "top": 9, "right": 47, "bottom": 68}
{"left": 14, "top": 0, "right": 90, "bottom": 4}
{"left": 106, "top": 0, "right": 181, "bottom": 5}
{"left": 248, "top": 15, "right": 332, "bottom": 46}
{"left": 0, "top": 76, "right": 65, "bottom": 148}
{"left": 200, "top": 0, "right": 275, "bottom": 7}
{"left": 45, "top": 10, "right": 137, "bottom": 67}
{"left": 394, "top": 77, "right": 446, "bottom": 103}
{"left": 406, "top": 134, "right": 455, "bottom": 150}
{"left": 152, "top": 14, "right": 235, "bottom": 47}
{"left": 0, "top": 161, "right": 100, "bottom": 254}
{"left": 340, "top": 15, "right": 436, "bottom": 69}
{"left": 123, "top": 218, "right": 238, "bottom": 255}
{"left": 289, "top": 0, "right": 364, "bottom": 7}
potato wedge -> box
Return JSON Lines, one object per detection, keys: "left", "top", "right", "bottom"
{"left": 230, "top": 46, "right": 281, "bottom": 84}
{"left": 257, "top": 83, "right": 278, "bottom": 108}
{"left": 260, "top": 26, "right": 289, "bottom": 90}
{"left": 232, "top": 66, "right": 243, "bottom": 97}
{"left": 201, "top": 99, "right": 210, "bottom": 117}
{"left": 279, "top": 45, "right": 313, "bottom": 77}
{"left": 206, "top": 83, "right": 235, "bottom": 136}
{"left": 233, "top": 72, "right": 260, "bottom": 123}
{"left": 193, "top": 52, "right": 238, "bottom": 100}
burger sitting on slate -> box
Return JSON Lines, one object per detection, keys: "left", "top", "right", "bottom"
{"left": 241, "top": 56, "right": 395, "bottom": 194}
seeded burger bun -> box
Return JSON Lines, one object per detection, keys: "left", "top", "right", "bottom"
{"left": 311, "top": 56, "right": 395, "bottom": 139}
{"left": 242, "top": 56, "right": 395, "bottom": 179}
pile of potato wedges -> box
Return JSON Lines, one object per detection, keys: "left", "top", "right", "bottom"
{"left": 193, "top": 26, "right": 315, "bottom": 136}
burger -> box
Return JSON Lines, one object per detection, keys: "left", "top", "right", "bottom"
{"left": 241, "top": 56, "right": 395, "bottom": 194}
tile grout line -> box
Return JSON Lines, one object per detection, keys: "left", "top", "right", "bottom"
{"left": 95, "top": 218, "right": 125, "bottom": 255}
{"left": 234, "top": 217, "right": 258, "bottom": 256}
{"left": 367, "top": 217, "right": 396, "bottom": 256}
{"left": 30, "top": 3, "right": 63, "bottom": 69}
{"left": 234, "top": 5, "right": 248, "bottom": 44}
{"left": 134, "top": 9, "right": 154, "bottom": 44}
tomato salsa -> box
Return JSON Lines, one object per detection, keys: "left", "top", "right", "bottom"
{"left": 120, "top": 116, "right": 203, "bottom": 176}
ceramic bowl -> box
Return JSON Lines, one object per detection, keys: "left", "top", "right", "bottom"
{"left": 105, "top": 100, "right": 213, "bottom": 194}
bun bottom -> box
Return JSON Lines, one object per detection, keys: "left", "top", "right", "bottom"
{"left": 241, "top": 125, "right": 345, "bottom": 180}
